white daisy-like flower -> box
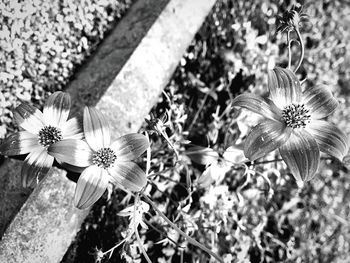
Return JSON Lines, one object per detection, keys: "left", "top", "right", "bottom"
{"left": 0, "top": 91, "right": 83, "bottom": 187}
{"left": 232, "top": 67, "right": 349, "bottom": 184}
{"left": 48, "top": 107, "right": 149, "bottom": 209}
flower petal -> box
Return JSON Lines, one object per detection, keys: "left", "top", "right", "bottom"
{"left": 21, "top": 149, "right": 54, "bottom": 187}
{"left": 84, "top": 107, "right": 111, "bottom": 151}
{"left": 108, "top": 161, "right": 147, "bottom": 192}
{"left": 48, "top": 139, "right": 93, "bottom": 167}
{"left": 61, "top": 117, "right": 84, "bottom": 140}
{"left": 197, "top": 163, "right": 229, "bottom": 188}
{"left": 185, "top": 146, "right": 219, "bottom": 165}
{"left": 303, "top": 84, "right": 339, "bottom": 119}
{"left": 197, "top": 166, "right": 215, "bottom": 188}
{"left": 268, "top": 67, "right": 302, "bottom": 108}
{"left": 306, "top": 120, "right": 348, "bottom": 161}
{"left": 0, "top": 131, "right": 39, "bottom": 156}
{"left": 231, "top": 93, "right": 282, "bottom": 121}
{"left": 280, "top": 130, "right": 320, "bottom": 184}
{"left": 223, "top": 145, "right": 248, "bottom": 164}
{"left": 43, "top": 91, "right": 71, "bottom": 127}
{"left": 13, "top": 103, "right": 45, "bottom": 134}
{"left": 110, "top": 133, "right": 149, "bottom": 161}
{"left": 74, "top": 165, "right": 109, "bottom": 209}
{"left": 244, "top": 119, "right": 292, "bottom": 161}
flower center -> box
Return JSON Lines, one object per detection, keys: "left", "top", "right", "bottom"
{"left": 38, "top": 125, "right": 63, "bottom": 147}
{"left": 92, "top": 148, "right": 117, "bottom": 169}
{"left": 282, "top": 103, "right": 311, "bottom": 129}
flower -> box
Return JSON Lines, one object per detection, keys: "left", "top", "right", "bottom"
{"left": 232, "top": 67, "right": 348, "bottom": 185}
{"left": 0, "top": 91, "right": 82, "bottom": 187}
{"left": 48, "top": 106, "right": 149, "bottom": 209}
{"left": 186, "top": 145, "right": 247, "bottom": 187}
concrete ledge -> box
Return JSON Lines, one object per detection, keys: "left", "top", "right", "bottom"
{"left": 0, "top": 0, "right": 216, "bottom": 262}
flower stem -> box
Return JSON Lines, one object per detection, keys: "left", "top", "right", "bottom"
{"left": 141, "top": 193, "right": 224, "bottom": 263}
{"left": 253, "top": 158, "right": 283, "bottom": 165}
{"left": 294, "top": 28, "right": 304, "bottom": 73}
{"left": 287, "top": 30, "right": 292, "bottom": 70}
{"left": 134, "top": 194, "right": 152, "bottom": 263}
{"left": 187, "top": 84, "right": 215, "bottom": 132}
{"left": 160, "top": 129, "right": 179, "bottom": 161}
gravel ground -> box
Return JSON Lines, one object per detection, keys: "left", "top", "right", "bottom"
{"left": 0, "top": 0, "right": 133, "bottom": 139}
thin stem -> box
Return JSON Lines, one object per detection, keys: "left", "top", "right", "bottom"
{"left": 252, "top": 158, "right": 283, "bottom": 165}
{"left": 102, "top": 239, "right": 126, "bottom": 258}
{"left": 147, "top": 167, "right": 176, "bottom": 178}
{"left": 187, "top": 84, "right": 215, "bottom": 132}
{"left": 294, "top": 28, "right": 304, "bottom": 73}
{"left": 160, "top": 129, "right": 179, "bottom": 161}
{"left": 134, "top": 194, "right": 152, "bottom": 263}
{"left": 145, "top": 132, "right": 151, "bottom": 177}
{"left": 144, "top": 219, "right": 185, "bottom": 247}
{"left": 148, "top": 180, "right": 181, "bottom": 207}
{"left": 141, "top": 193, "right": 224, "bottom": 263}
{"left": 287, "top": 30, "right": 292, "bottom": 70}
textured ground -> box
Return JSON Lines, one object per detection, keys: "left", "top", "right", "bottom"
{"left": 0, "top": 0, "right": 133, "bottom": 139}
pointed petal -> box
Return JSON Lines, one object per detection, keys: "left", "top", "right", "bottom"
{"left": 198, "top": 163, "right": 228, "bottom": 188}
{"left": 43, "top": 91, "right": 71, "bottom": 127}
{"left": 110, "top": 133, "right": 149, "bottom": 161}
{"left": 13, "top": 103, "right": 45, "bottom": 134}
{"left": 303, "top": 85, "right": 339, "bottom": 119}
{"left": 231, "top": 93, "right": 282, "bottom": 121}
{"left": 223, "top": 145, "right": 248, "bottom": 164}
{"left": 74, "top": 165, "right": 109, "bottom": 209}
{"left": 268, "top": 67, "right": 302, "bottom": 108}
{"left": 84, "top": 107, "right": 111, "bottom": 151}
{"left": 108, "top": 161, "right": 147, "bottom": 192}
{"left": 244, "top": 119, "right": 292, "bottom": 161}
{"left": 306, "top": 120, "right": 348, "bottom": 161}
{"left": 48, "top": 139, "right": 93, "bottom": 167}
{"left": 61, "top": 117, "right": 84, "bottom": 140}
{"left": 185, "top": 146, "right": 219, "bottom": 165}
{"left": 21, "top": 149, "right": 54, "bottom": 187}
{"left": 0, "top": 131, "right": 40, "bottom": 155}
{"left": 197, "top": 166, "right": 215, "bottom": 188}
{"left": 280, "top": 130, "right": 320, "bottom": 183}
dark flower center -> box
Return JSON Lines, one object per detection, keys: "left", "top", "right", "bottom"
{"left": 38, "top": 125, "right": 63, "bottom": 147}
{"left": 282, "top": 103, "right": 311, "bottom": 129}
{"left": 92, "top": 148, "right": 117, "bottom": 169}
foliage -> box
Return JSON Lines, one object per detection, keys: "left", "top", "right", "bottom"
{"left": 1, "top": 0, "right": 350, "bottom": 262}
{"left": 74, "top": 0, "right": 349, "bottom": 262}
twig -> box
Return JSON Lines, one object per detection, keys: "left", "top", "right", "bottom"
{"left": 294, "top": 28, "right": 304, "bottom": 73}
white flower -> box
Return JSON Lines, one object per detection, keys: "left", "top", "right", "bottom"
{"left": 0, "top": 91, "right": 82, "bottom": 187}
{"left": 48, "top": 107, "right": 149, "bottom": 209}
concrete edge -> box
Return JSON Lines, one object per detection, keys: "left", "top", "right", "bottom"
{"left": 0, "top": 0, "right": 217, "bottom": 262}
